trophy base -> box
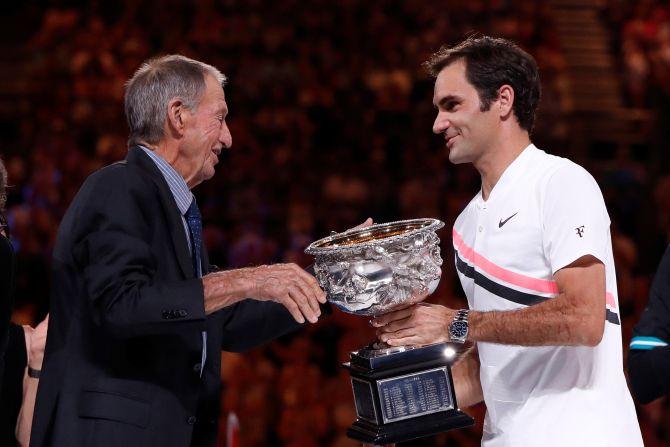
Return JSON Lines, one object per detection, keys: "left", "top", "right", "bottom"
{"left": 343, "top": 342, "right": 474, "bottom": 445}
{"left": 347, "top": 409, "right": 474, "bottom": 445}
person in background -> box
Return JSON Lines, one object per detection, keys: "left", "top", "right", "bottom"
{"left": 0, "top": 157, "right": 49, "bottom": 446}
{"left": 628, "top": 245, "right": 670, "bottom": 403}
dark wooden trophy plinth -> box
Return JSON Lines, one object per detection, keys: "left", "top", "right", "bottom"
{"left": 343, "top": 342, "right": 474, "bottom": 445}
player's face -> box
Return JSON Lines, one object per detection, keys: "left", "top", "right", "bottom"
{"left": 180, "top": 74, "right": 232, "bottom": 187}
{"left": 432, "top": 59, "right": 499, "bottom": 165}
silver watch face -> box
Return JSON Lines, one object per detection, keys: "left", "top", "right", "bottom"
{"left": 450, "top": 321, "right": 468, "bottom": 339}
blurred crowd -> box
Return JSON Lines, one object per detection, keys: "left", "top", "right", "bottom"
{"left": 610, "top": 0, "right": 670, "bottom": 109}
{"left": 1, "top": 0, "right": 670, "bottom": 446}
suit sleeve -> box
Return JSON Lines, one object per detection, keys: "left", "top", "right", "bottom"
{"left": 217, "top": 300, "right": 302, "bottom": 352}
{"left": 217, "top": 263, "right": 332, "bottom": 352}
{"left": 73, "top": 173, "right": 206, "bottom": 339}
{"left": 628, "top": 245, "right": 670, "bottom": 403}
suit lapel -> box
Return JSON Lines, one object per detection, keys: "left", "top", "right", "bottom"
{"left": 126, "top": 146, "right": 194, "bottom": 279}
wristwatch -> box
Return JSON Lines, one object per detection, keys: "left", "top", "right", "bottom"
{"left": 449, "top": 309, "right": 469, "bottom": 343}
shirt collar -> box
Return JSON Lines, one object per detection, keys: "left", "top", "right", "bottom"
{"left": 477, "top": 143, "right": 537, "bottom": 205}
{"left": 139, "top": 146, "right": 193, "bottom": 215}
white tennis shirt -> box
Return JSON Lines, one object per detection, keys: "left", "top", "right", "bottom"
{"left": 453, "top": 145, "right": 642, "bottom": 446}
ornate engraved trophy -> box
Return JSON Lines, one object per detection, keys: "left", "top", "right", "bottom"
{"left": 305, "top": 219, "right": 474, "bottom": 445}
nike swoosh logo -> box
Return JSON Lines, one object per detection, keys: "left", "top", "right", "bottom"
{"left": 498, "top": 212, "right": 518, "bottom": 228}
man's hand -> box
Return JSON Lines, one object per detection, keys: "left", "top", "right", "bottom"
{"left": 372, "top": 303, "right": 456, "bottom": 346}
{"left": 203, "top": 263, "right": 326, "bottom": 324}
{"left": 29, "top": 315, "right": 49, "bottom": 370}
{"left": 22, "top": 314, "right": 49, "bottom": 372}
{"left": 249, "top": 264, "right": 326, "bottom": 323}
{"left": 348, "top": 217, "right": 373, "bottom": 231}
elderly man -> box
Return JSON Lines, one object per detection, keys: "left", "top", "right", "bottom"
{"left": 373, "top": 36, "right": 642, "bottom": 446}
{"left": 30, "top": 55, "right": 326, "bottom": 447}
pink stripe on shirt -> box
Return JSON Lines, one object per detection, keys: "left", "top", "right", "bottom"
{"left": 453, "top": 228, "right": 560, "bottom": 295}
{"left": 452, "top": 229, "right": 618, "bottom": 309}
{"left": 605, "top": 292, "right": 617, "bottom": 309}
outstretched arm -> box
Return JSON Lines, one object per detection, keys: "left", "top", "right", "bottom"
{"left": 374, "top": 255, "right": 605, "bottom": 347}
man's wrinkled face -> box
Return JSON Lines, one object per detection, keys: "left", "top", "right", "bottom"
{"left": 432, "top": 59, "right": 499, "bottom": 165}
{"left": 180, "top": 74, "right": 232, "bottom": 187}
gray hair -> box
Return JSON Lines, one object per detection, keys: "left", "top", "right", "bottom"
{"left": 0, "top": 157, "right": 7, "bottom": 213}
{"left": 124, "top": 54, "right": 227, "bottom": 147}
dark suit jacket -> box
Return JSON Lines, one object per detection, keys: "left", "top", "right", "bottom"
{"left": 1, "top": 324, "right": 26, "bottom": 446}
{"left": 0, "top": 234, "right": 24, "bottom": 445}
{"left": 0, "top": 234, "right": 15, "bottom": 387}
{"left": 30, "top": 147, "right": 302, "bottom": 447}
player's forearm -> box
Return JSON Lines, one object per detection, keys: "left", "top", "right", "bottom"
{"left": 452, "top": 351, "right": 483, "bottom": 408}
{"left": 469, "top": 295, "right": 605, "bottom": 346}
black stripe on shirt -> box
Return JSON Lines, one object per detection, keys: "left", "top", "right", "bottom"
{"left": 606, "top": 308, "right": 621, "bottom": 325}
{"left": 455, "top": 252, "right": 621, "bottom": 325}
{"left": 455, "top": 253, "right": 550, "bottom": 306}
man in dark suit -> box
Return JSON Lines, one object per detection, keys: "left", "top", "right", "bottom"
{"left": 30, "top": 55, "right": 326, "bottom": 447}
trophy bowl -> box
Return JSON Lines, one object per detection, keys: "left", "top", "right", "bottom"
{"left": 305, "top": 218, "right": 445, "bottom": 316}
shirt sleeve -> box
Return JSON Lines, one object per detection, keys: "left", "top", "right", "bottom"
{"left": 630, "top": 247, "right": 670, "bottom": 351}
{"left": 541, "top": 163, "right": 611, "bottom": 274}
{"left": 630, "top": 245, "right": 670, "bottom": 349}
{"left": 628, "top": 246, "right": 670, "bottom": 402}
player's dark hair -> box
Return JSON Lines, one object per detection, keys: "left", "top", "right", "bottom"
{"left": 424, "top": 35, "right": 541, "bottom": 132}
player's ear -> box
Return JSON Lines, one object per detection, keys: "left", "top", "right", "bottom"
{"left": 497, "top": 85, "right": 514, "bottom": 119}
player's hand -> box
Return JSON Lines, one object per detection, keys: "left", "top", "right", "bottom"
{"left": 250, "top": 263, "right": 326, "bottom": 324}
{"left": 371, "top": 303, "right": 456, "bottom": 347}
{"left": 346, "top": 217, "right": 373, "bottom": 232}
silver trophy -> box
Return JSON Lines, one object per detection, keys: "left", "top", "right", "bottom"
{"left": 305, "top": 219, "right": 474, "bottom": 445}
{"left": 305, "top": 218, "right": 444, "bottom": 317}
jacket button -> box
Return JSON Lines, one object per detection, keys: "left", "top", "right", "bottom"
{"left": 187, "top": 416, "right": 197, "bottom": 425}
{"left": 193, "top": 363, "right": 202, "bottom": 373}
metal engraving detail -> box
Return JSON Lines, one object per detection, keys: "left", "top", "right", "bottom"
{"left": 376, "top": 367, "right": 453, "bottom": 424}
{"left": 305, "top": 218, "right": 444, "bottom": 316}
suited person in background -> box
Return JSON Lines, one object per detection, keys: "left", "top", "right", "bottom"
{"left": 30, "top": 55, "right": 327, "bottom": 447}
{"left": 0, "top": 157, "right": 49, "bottom": 446}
